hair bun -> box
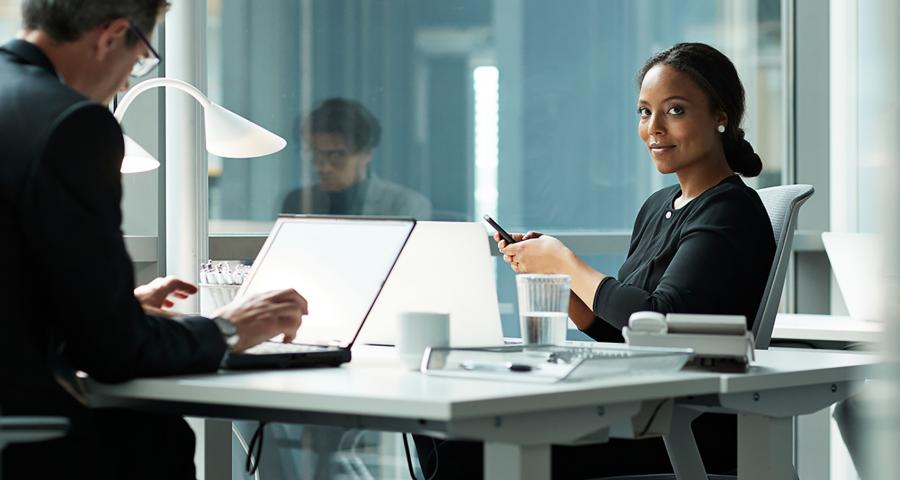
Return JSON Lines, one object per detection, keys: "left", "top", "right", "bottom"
{"left": 725, "top": 128, "right": 762, "bottom": 177}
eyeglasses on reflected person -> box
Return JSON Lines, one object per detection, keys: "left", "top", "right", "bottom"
{"left": 128, "top": 25, "right": 160, "bottom": 78}
{"left": 306, "top": 147, "right": 354, "bottom": 168}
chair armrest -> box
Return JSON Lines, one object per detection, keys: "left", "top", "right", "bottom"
{"left": 0, "top": 416, "right": 70, "bottom": 448}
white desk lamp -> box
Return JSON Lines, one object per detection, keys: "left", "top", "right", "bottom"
{"left": 120, "top": 135, "right": 159, "bottom": 173}
{"left": 114, "top": 77, "right": 286, "bottom": 312}
{"left": 114, "top": 77, "right": 286, "bottom": 172}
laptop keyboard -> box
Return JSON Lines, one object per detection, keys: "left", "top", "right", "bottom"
{"left": 243, "top": 342, "right": 336, "bottom": 355}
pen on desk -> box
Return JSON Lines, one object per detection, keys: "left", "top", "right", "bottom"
{"left": 459, "top": 361, "right": 534, "bottom": 373}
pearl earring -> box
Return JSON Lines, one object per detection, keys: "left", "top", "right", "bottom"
{"left": 717, "top": 125, "right": 726, "bottom": 133}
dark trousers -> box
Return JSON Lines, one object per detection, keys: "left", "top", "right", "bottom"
{"left": 413, "top": 412, "right": 737, "bottom": 479}
{"left": 2, "top": 408, "right": 196, "bottom": 480}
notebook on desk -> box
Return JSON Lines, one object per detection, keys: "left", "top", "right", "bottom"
{"left": 223, "top": 215, "right": 415, "bottom": 369}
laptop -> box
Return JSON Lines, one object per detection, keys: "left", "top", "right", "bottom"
{"left": 223, "top": 215, "right": 416, "bottom": 369}
{"left": 822, "top": 232, "right": 884, "bottom": 322}
{"left": 359, "top": 221, "right": 505, "bottom": 347}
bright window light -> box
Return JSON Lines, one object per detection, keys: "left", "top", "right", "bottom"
{"left": 473, "top": 65, "right": 499, "bottom": 222}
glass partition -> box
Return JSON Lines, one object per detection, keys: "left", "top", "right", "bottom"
{"left": 206, "top": 0, "right": 785, "bottom": 235}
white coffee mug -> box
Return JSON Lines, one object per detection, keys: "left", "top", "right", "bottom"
{"left": 396, "top": 311, "right": 450, "bottom": 370}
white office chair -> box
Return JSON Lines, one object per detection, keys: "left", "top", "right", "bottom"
{"left": 751, "top": 184, "right": 815, "bottom": 349}
{"left": 599, "top": 184, "right": 814, "bottom": 480}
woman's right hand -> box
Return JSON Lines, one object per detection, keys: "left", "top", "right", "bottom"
{"left": 494, "top": 231, "right": 544, "bottom": 273}
{"left": 493, "top": 231, "right": 543, "bottom": 251}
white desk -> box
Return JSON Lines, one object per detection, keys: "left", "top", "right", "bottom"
{"left": 770, "top": 314, "right": 883, "bottom": 479}
{"left": 772, "top": 313, "right": 882, "bottom": 344}
{"left": 90, "top": 346, "right": 718, "bottom": 479}
{"left": 88, "top": 346, "right": 880, "bottom": 480}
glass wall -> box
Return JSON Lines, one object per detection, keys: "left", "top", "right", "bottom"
{"left": 206, "top": 0, "right": 785, "bottom": 235}
{"left": 0, "top": 1, "right": 18, "bottom": 40}
{"left": 206, "top": 0, "right": 786, "bottom": 339}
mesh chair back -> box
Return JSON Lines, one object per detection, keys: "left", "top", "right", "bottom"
{"left": 752, "top": 184, "right": 815, "bottom": 348}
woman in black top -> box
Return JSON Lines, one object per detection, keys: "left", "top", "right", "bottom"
{"left": 498, "top": 42, "right": 775, "bottom": 476}
{"left": 414, "top": 43, "right": 776, "bottom": 478}
{"left": 499, "top": 43, "right": 774, "bottom": 342}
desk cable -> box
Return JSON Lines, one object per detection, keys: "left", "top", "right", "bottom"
{"left": 638, "top": 400, "right": 668, "bottom": 437}
{"left": 402, "top": 433, "right": 439, "bottom": 480}
{"left": 244, "top": 421, "right": 267, "bottom": 476}
{"left": 231, "top": 424, "right": 261, "bottom": 480}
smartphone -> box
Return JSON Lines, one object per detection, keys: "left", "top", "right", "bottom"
{"left": 482, "top": 214, "right": 516, "bottom": 244}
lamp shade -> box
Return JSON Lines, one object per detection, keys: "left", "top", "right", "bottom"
{"left": 203, "top": 102, "right": 287, "bottom": 158}
{"left": 114, "top": 77, "right": 288, "bottom": 173}
{"left": 121, "top": 134, "right": 160, "bottom": 173}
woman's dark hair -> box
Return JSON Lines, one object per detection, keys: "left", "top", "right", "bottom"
{"left": 637, "top": 42, "right": 762, "bottom": 177}
{"left": 305, "top": 98, "right": 381, "bottom": 153}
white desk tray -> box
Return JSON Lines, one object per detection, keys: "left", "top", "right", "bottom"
{"left": 421, "top": 344, "right": 693, "bottom": 384}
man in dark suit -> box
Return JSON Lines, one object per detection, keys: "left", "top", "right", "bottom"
{"left": 0, "top": 1, "right": 308, "bottom": 478}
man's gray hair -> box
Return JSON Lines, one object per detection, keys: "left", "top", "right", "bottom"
{"left": 22, "top": 0, "right": 169, "bottom": 44}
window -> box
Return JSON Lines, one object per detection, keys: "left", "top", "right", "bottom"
{"left": 206, "top": 0, "right": 786, "bottom": 236}
{"left": 206, "top": 0, "right": 786, "bottom": 336}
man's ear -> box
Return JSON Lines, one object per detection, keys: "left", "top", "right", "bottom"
{"left": 359, "top": 151, "right": 374, "bottom": 169}
{"left": 93, "top": 18, "right": 131, "bottom": 61}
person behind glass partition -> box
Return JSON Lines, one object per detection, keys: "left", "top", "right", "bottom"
{"left": 281, "top": 98, "right": 432, "bottom": 219}
{"left": 415, "top": 42, "right": 776, "bottom": 478}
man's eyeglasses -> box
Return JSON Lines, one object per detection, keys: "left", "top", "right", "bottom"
{"left": 306, "top": 147, "right": 353, "bottom": 168}
{"left": 129, "top": 25, "right": 161, "bottom": 78}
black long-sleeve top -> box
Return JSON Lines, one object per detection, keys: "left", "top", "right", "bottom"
{"left": 582, "top": 175, "right": 775, "bottom": 343}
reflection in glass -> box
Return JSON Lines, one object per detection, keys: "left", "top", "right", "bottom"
{"left": 206, "top": 0, "right": 785, "bottom": 234}
{"left": 281, "top": 98, "right": 432, "bottom": 218}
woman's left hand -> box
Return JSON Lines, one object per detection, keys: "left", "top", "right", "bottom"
{"left": 501, "top": 235, "right": 575, "bottom": 274}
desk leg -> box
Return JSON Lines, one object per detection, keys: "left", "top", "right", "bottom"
{"left": 737, "top": 413, "right": 793, "bottom": 480}
{"left": 663, "top": 407, "right": 707, "bottom": 480}
{"left": 203, "top": 419, "right": 232, "bottom": 480}
{"left": 796, "top": 408, "right": 831, "bottom": 479}
{"left": 484, "top": 442, "right": 551, "bottom": 480}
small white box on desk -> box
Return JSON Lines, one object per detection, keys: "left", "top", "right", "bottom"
{"left": 623, "top": 312, "right": 755, "bottom": 371}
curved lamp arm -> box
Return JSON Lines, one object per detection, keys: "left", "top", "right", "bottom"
{"left": 114, "top": 78, "right": 211, "bottom": 122}
{"left": 115, "top": 77, "right": 286, "bottom": 170}
{"left": 113, "top": 78, "right": 212, "bottom": 123}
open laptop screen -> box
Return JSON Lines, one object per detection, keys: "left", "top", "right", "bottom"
{"left": 238, "top": 216, "right": 415, "bottom": 348}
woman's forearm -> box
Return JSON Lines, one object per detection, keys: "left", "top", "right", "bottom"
{"left": 568, "top": 292, "right": 595, "bottom": 330}
{"left": 561, "top": 252, "right": 607, "bottom": 330}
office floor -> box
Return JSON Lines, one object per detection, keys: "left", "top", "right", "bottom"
{"left": 230, "top": 422, "right": 414, "bottom": 480}
{"left": 190, "top": 417, "right": 863, "bottom": 480}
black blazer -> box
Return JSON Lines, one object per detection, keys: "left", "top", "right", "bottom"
{"left": 0, "top": 38, "right": 226, "bottom": 454}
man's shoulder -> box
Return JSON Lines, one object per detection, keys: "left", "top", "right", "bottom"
{"left": 0, "top": 52, "right": 87, "bottom": 118}
{"left": 0, "top": 56, "right": 115, "bottom": 187}
{"left": 0, "top": 52, "right": 111, "bottom": 149}
{"left": 369, "top": 177, "right": 428, "bottom": 202}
